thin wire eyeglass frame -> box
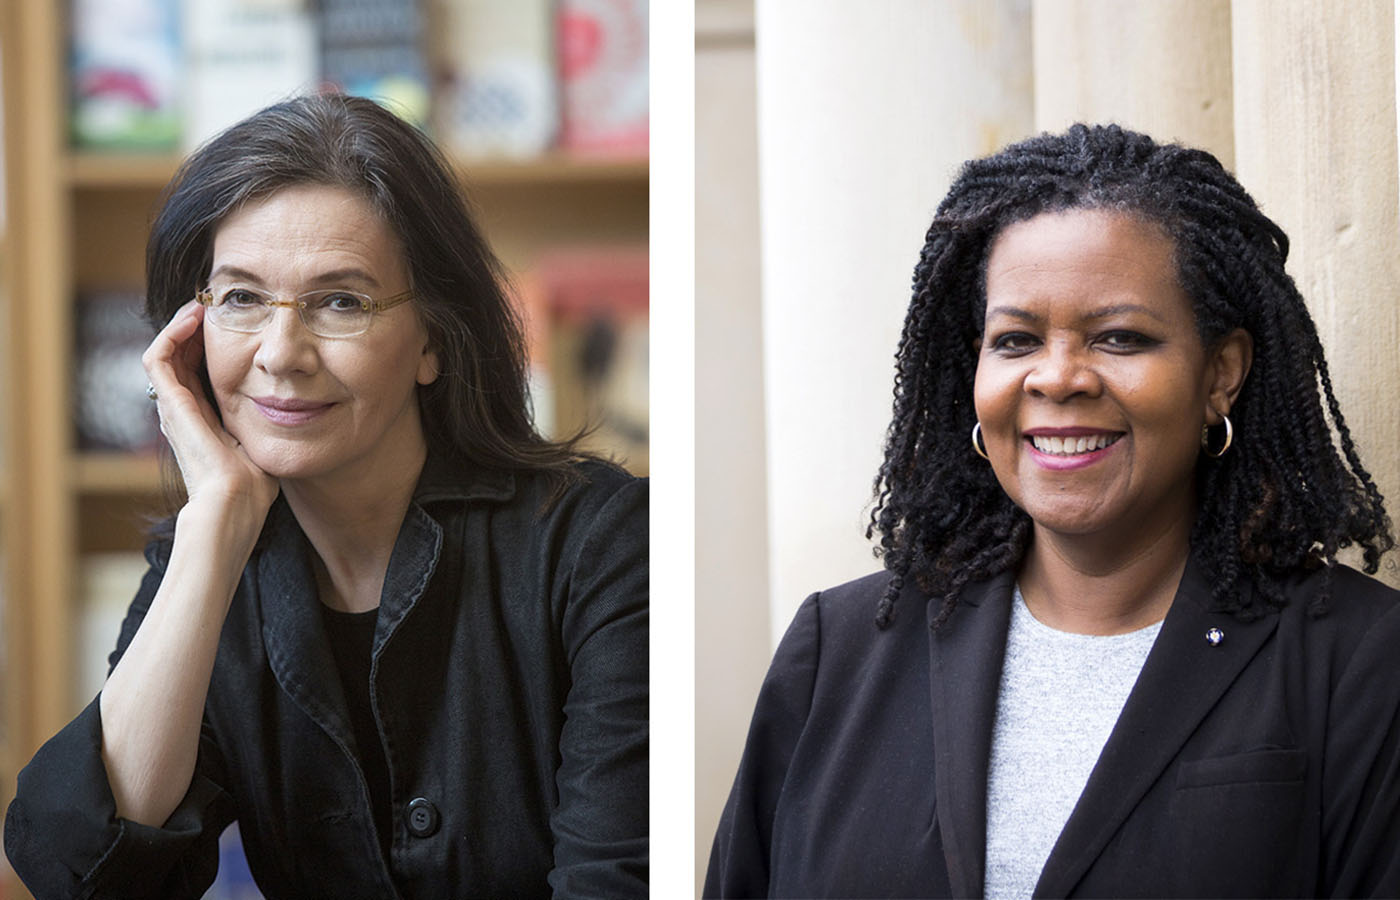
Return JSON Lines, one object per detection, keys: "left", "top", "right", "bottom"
{"left": 194, "top": 286, "right": 415, "bottom": 338}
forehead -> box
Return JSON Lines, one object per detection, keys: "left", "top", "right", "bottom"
{"left": 210, "top": 183, "right": 405, "bottom": 286}
{"left": 982, "top": 208, "right": 1191, "bottom": 326}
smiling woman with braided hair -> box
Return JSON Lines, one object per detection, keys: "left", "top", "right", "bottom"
{"left": 705, "top": 124, "right": 1400, "bottom": 898}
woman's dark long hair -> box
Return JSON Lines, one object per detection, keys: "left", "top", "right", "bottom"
{"left": 145, "top": 92, "right": 585, "bottom": 487}
{"left": 869, "top": 123, "right": 1393, "bottom": 629}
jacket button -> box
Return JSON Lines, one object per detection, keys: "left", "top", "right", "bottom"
{"left": 406, "top": 797, "right": 440, "bottom": 837}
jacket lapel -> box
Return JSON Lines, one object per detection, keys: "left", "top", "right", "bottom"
{"left": 928, "top": 571, "right": 1017, "bottom": 900}
{"left": 1034, "top": 561, "right": 1280, "bottom": 897}
{"left": 256, "top": 499, "right": 355, "bottom": 750}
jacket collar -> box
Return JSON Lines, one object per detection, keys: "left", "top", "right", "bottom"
{"left": 926, "top": 559, "right": 1281, "bottom": 899}
{"left": 254, "top": 449, "right": 503, "bottom": 750}
{"left": 412, "top": 450, "right": 516, "bottom": 505}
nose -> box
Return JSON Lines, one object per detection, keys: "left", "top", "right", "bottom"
{"left": 1022, "top": 340, "right": 1101, "bottom": 401}
{"left": 253, "top": 306, "right": 320, "bottom": 376}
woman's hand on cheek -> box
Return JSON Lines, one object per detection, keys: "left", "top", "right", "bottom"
{"left": 143, "top": 300, "right": 280, "bottom": 533}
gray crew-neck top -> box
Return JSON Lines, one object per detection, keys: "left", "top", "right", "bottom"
{"left": 983, "top": 586, "right": 1163, "bottom": 899}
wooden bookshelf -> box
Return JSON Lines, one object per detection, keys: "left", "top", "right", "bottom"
{"left": 68, "top": 151, "right": 649, "bottom": 189}
{"left": 0, "top": 5, "right": 646, "bottom": 896}
{"left": 73, "top": 453, "right": 164, "bottom": 495}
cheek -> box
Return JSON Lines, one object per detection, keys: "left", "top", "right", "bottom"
{"left": 202, "top": 335, "right": 247, "bottom": 400}
{"left": 972, "top": 361, "right": 1018, "bottom": 428}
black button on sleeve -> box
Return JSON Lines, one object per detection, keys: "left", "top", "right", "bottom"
{"left": 406, "top": 797, "right": 440, "bottom": 838}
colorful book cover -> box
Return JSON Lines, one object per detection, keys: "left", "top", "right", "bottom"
{"left": 69, "top": 0, "right": 182, "bottom": 150}
{"left": 557, "top": 0, "right": 648, "bottom": 155}
{"left": 319, "top": 0, "right": 431, "bottom": 128}
{"left": 528, "top": 248, "right": 648, "bottom": 473}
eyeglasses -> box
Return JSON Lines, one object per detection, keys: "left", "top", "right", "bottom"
{"left": 195, "top": 285, "right": 414, "bottom": 338}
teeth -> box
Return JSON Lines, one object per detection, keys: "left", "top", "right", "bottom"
{"left": 1030, "top": 433, "right": 1120, "bottom": 455}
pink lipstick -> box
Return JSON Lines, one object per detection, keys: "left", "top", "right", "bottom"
{"left": 251, "top": 396, "right": 333, "bottom": 426}
{"left": 1023, "top": 427, "right": 1124, "bottom": 471}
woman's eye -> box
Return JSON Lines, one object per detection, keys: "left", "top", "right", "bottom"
{"left": 221, "top": 289, "right": 264, "bottom": 309}
{"left": 989, "top": 332, "right": 1039, "bottom": 353}
{"left": 316, "top": 292, "right": 366, "bottom": 314}
{"left": 1099, "top": 331, "right": 1157, "bottom": 350}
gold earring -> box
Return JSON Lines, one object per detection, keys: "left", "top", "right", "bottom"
{"left": 1201, "top": 414, "right": 1234, "bottom": 458}
{"left": 972, "top": 422, "right": 989, "bottom": 460}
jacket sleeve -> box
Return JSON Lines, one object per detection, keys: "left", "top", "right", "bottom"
{"left": 1321, "top": 601, "right": 1400, "bottom": 897}
{"left": 547, "top": 476, "right": 650, "bottom": 898}
{"left": 3, "top": 542, "right": 237, "bottom": 900}
{"left": 704, "top": 591, "right": 822, "bottom": 899}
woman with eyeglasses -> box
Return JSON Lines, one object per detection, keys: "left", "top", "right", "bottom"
{"left": 5, "top": 94, "right": 648, "bottom": 899}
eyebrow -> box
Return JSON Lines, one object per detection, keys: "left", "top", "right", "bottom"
{"left": 985, "top": 303, "right": 1167, "bottom": 323}
{"left": 207, "top": 265, "right": 382, "bottom": 289}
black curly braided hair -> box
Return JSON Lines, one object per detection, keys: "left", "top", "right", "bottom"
{"left": 868, "top": 123, "right": 1394, "bottom": 629}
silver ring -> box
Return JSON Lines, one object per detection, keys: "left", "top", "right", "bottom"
{"left": 145, "top": 383, "right": 158, "bottom": 401}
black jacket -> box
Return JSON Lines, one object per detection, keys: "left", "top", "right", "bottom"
{"left": 706, "top": 560, "right": 1400, "bottom": 898}
{"left": 6, "top": 456, "right": 649, "bottom": 899}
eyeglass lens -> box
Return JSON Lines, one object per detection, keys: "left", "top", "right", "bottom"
{"left": 206, "top": 287, "right": 373, "bottom": 337}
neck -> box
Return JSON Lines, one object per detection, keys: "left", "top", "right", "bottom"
{"left": 282, "top": 442, "right": 427, "bottom": 613}
{"left": 1018, "top": 512, "right": 1193, "bottom": 635}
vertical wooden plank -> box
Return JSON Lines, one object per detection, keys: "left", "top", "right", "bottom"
{"left": 1032, "top": 0, "right": 1235, "bottom": 167}
{"left": 1233, "top": 0, "right": 1400, "bottom": 585}
{"left": 10, "top": 0, "right": 76, "bottom": 752}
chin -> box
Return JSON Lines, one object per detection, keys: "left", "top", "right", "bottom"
{"left": 1017, "top": 499, "right": 1118, "bottom": 537}
{"left": 241, "top": 441, "right": 331, "bottom": 482}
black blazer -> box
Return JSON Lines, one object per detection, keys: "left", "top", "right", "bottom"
{"left": 705, "top": 560, "right": 1400, "bottom": 898}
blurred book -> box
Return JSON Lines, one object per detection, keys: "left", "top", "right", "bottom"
{"left": 525, "top": 248, "right": 648, "bottom": 474}
{"left": 181, "top": 0, "right": 318, "bottom": 151}
{"left": 430, "top": 0, "right": 557, "bottom": 157}
{"left": 513, "top": 275, "right": 557, "bottom": 440}
{"left": 73, "top": 291, "right": 159, "bottom": 453}
{"left": 75, "top": 553, "right": 148, "bottom": 708}
{"left": 557, "top": 0, "right": 648, "bottom": 156}
{"left": 70, "top": 0, "right": 182, "bottom": 150}
{"left": 319, "top": 0, "right": 431, "bottom": 128}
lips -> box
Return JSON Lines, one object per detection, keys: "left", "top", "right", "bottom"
{"left": 1021, "top": 427, "right": 1125, "bottom": 471}
{"left": 1028, "top": 433, "right": 1122, "bottom": 456}
{"left": 251, "top": 395, "right": 333, "bottom": 426}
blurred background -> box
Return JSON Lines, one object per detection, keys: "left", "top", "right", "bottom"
{"left": 696, "top": 0, "right": 1400, "bottom": 893}
{"left": 0, "top": 0, "right": 647, "bottom": 896}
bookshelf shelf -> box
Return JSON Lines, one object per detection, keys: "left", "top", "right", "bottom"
{"left": 68, "top": 151, "right": 648, "bottom": 190}
{"left": 73, "top": 452, "right": 163, "bottom": 495}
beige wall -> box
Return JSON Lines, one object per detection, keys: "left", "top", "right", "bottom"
{"left": 1033, "top": 0, "right": 1235, "bottom": 166}
{"left": 694, "top": 0, "right": 771, "bottom": 892}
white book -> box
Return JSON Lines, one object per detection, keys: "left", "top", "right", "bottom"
{"left": 181, "top": 0, "right": 319, "bottom": 151}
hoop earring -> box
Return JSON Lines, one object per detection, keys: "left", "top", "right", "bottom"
{"left": 971, "top": 422, "right": 989, "bottom": 460}
{"left": 1201, "top": 414, "right": 1234, "bottom": 458}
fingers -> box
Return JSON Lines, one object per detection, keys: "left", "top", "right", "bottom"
{"left": 142, "top": 300, "right": 203, "bottom": 399}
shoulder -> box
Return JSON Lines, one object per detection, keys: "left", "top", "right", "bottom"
{"left": 509, "top": 459, "right": 647, "bottom": 538}
{"left": 768, "top": 570, "right": 928, "bottom": 685}
{"left": 797, "top": 569, "right": 929, "bottom": 638}
{"left": 1276, "top": 562, "right": 1400, "bottom": 640}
